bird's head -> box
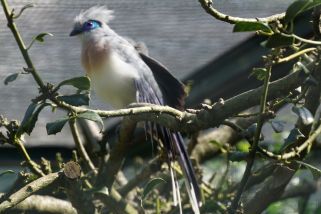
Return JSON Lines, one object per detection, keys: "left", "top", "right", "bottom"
{"left": 70, "top": 6, "right": 114, "bottom": 38}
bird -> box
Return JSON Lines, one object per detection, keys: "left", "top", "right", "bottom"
{"left": 70, "top": 6, "right": 201, "bottom": 213}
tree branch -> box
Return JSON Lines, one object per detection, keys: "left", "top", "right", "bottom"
{"left": 52, "top": 66, "right": 307, "bottom": 135}
{"left": 0, "top": 172, "right": 60, "bottom": 212}
{"left": 0, "top": 0, "right": 45, "bottom": 89}
{"left": 69, "top": 119, "right": 97, "bottom": 175}
{"left": 198, "top": 0, "right": 285, "bottom": 24}
{"left": 229, "top": 63, "right": 272, "bottom": 213}
{"left": 0, "top": 194, "right": 77, "bottom": 214}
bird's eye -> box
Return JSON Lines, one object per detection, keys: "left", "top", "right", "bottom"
{"left": 86, "top": 21, "right": 93, "bottom": 27}
{"left": 82, "top": 20, "right": 100, "bottom": 31}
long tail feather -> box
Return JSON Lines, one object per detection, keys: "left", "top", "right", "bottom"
{"left": 173, "top": 132, "right": 201, "bottom": 214}
{"left": 162, "top": 127, "right": 201, "bottom": 214}
{"left": 135, "top": 79, "right": 201, "bottom": 212}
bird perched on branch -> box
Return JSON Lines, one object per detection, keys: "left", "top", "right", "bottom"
{"left": 70, "top": 6, "right": 201, "bottom": 213}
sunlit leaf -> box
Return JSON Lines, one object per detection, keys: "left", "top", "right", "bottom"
{"left": 34, "top": 32, "right": 53, "bottom": 43}
{"left": 58, "top": 76, "right": 91, "bottom": 91}
{"left": 285, "top": 0, "right": 321, "bottom": 23}
{"left": 236, "top": 140, "right": 250, "bottom": 152}
{"left": 4, "top": 73, "right": 19, "bottom": 85}
{"left": 46, "top": 117, "right": 69, "bottom": 135}
{"left": 142, "top": 178, "right": 166, "bottom": 199}
{"left": 233, "top": 21, "right": 272, "bottom": 33}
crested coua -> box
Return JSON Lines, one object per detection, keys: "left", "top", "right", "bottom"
{"left": 70, "top": 6, "right": 201, "bottom": 213}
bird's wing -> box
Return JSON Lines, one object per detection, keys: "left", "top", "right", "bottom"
{"left": 139, "top": 53, "right": 186, "bottom": 110}
{"left": 111, "top": 37, "right": 201, "bottom": 213}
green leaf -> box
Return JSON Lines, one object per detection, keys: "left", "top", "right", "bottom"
{"left": 285, "top": 0, "right": 321, "bottom": 23}
{"left": 57, "top": 94, "right": 90, "bottom": 106}
{"left": 0, "top": 170, "right": 14, "bottom": 177}
{"left": 292, "top": 106, "right": 314, "bottom": 125}
{"left": 77, "top": 111, "right": 104, "bottom": 131}
{"left": 34, "top": 32, "right": 53, "bottom": 43}
{"left": 142, "top": 178, "right": 166, "bottom": 199}
{"left": 281, "top": 128, "right": 305, "bottom": 151}
{"left": 58, "top": 76, "right": 91, "bottom": 91}
{"left": 265, "top": 33, "right": 295, "bottom": 48}
{"left": 46, "top": 117, "right": 69, "bottom": 135}
{"left": 236, "top": 140, "right": 250, "bottom": 152}
{"left": 233, "top": 21, "right": 272, "bottom": 33}
{"left": 4, "top": 73, "right": 19, "bottom": 85}
{"left": 296, "top": 160, "right": 321, "bottom": 180}
{"left": 17, "top": 103, "right": 49, "bottom": 136}
{"left": 228, "top": 151, "right": 249, "bottom": 162}
{"left": 250, "top": 68, "right": 267, "bottom": 81}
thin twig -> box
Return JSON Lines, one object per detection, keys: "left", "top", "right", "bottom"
{"left": 1, "top": 0, "right": 45, "bottom": 90}
{"left": 69, "top": 119, "right": 98, "bottom": 175}
{"left": 276, "top": 48, "right": 317, "bottom": 64}
{"left": 229, "top": 65, "right": 272, "bottom": 213}
{"left": 15, "top": 140, "right": 45, "bottom": 177}
{"left": 258, "top": 122, "right": 321, "bottom": 160}
{"left": 198, "top": 0, "right": 285, "bottom": 24}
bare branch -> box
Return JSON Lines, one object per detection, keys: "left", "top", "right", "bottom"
{"left": 0, "top": 172, "right": 60, "bottom": 212}
{"left": 198, "top": 0, "right": 285, "bottom": 24}
{"left": 69, "top": 119, "right": 98, "bottom": 175}
{"left": 0, "top": 194, "right": 76, "bottom": 214}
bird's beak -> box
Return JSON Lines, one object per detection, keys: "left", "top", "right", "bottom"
{"left": 69, "top": 28, "right": 82, "bottom": 36}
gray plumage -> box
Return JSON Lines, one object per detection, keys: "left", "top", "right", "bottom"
{"left": 70, "top": 6, "right": 201, "bottom": 213}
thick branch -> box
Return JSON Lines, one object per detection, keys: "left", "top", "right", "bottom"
{"left": 0, "top": 194, "right": 76, "bottom": 214}
{"left": 54, "top": 68, "right": 306, "bottom": 134}
{"left": 0, "top": 172, "right": 60, "bottom": 212}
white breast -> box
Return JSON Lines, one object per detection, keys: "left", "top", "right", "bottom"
{"left": 88, "top": 52, "right": 139, "bottom": 108}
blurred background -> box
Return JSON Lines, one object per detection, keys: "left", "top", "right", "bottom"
{"left": 2, "top": 1, "right": 318, "bottom": 213}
